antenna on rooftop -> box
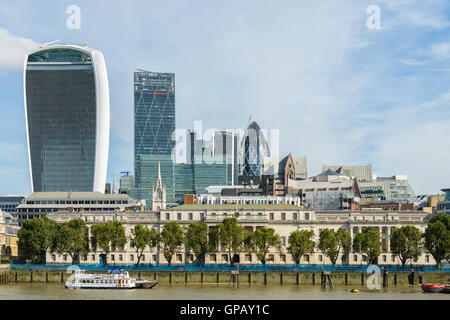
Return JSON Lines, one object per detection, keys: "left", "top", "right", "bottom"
{"left": 43, "top": 40, "right": 62, "bottom": 46}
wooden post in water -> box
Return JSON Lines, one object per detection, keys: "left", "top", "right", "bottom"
{"left": 394, "top": 273, "right": 397, "bottom": 286}
{"left": 61, "top": 272, "right": 64, "bottom": 283}
{"left": 216, "top": 272, "right": 219, "bottom": 284}
{"left": 296, "top": 273, "right": 299, "bottom": 285}
{"left": 15, "top": 272, "right": 17, "bottom": 283}
{"left": 46, "top": 272, "right": 48, "bottom": 283}
{"left": 185, "top": 272, "right": 188, "bottom": 284}
{"left": 345, "top": 273, "right": 348, "bottom": 286}
{"left": 169, "top": 272, "right": 172, "bottom": 283}
{"left": 280, "top": 273, "right": 283, "bottom": 285}
{"left": 264, "top": 273, "right": 267, "bottom": 285}
{"left": 30, "top": 271, "right": 33, "bottom": 283}
{"left": 248, "top": 273, "right": 251, "bottom": 284}
{"left": 200, "top": 272, "right": 204, "bottom": 284}
{"left": 312, "top": 273, "right": 315, "bottom": 285}
{"left": 361, "top": 272, "right": 365, "bottom": 285}
{"left": 383, "top": 270, "right": 388, "bottom": 288}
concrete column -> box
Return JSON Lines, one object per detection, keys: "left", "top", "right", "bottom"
{"left": 386, "top": 227, "right": 391, "bottom": 253}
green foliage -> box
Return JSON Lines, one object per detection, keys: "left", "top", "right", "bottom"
{"left": 185, "top": 222, "right": 212, "bottom": 263}
{"left": 160, "top": 222, "right": 184, "bottom": 265}
{"left": 424, "top": 214, "right": 450, "bottom": 266}
{"left": 288, "top": 230, "right": 315, "bottom": 264}
{"left": 90, "top": 221, "right": 126, "bottom": 264}
{"left": 130, "top": 224, "right": 158, "bottom": 266}
{"left": 245, "top": 227, "right": 281, "bottom": 264}
{"left": 18, "top": 217, "right": 58, "bottom": 264}
{"left": 318, "top": 228, "right": 351, "bottom": 264}
{"left": 390, "top": 226, "right": 422, "bottom": 266}
{"left": 217, "top": 218, "right": 245, "bottom": 264}
{"left": 353, "top": 227, "right": 381, "bottom": 264}
{"left": 53, "top": 218, "right": 88, "bottom": 264}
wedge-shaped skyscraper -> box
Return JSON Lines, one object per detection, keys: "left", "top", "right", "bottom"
{"left": 24, "top": 44, "right": 110, "bottom": 192}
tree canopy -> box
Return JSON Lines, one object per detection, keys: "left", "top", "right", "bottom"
{"left": 52, "top": 218, "right": 88, "bottom": 264}
{"left": 217, "top": 218, "right": 246, "bottom": 264}
{"left": 90, "top": 221, "right": 126, "bottom": 264}
{"left": 18, "top": 217, "right": 58, "bottom": 264}
{"left": 160, "top": 222, "right": 184, "bottom": 265}
{"left": 129, "top": 224, "right": 159, "bottom": 266}
{"left": 245, "top": 227, "right": 281, "bottom": 264}
{"left": 390, "top": 226, "right": 422, "bottom": 266}
{"left": 353, "top": 227, "right": 381, "bottom": 264}
{"left": 423, "top": 213, "right": 450, "bottom": 266}
{"left": 288, "top": 230, "right": 315, "bottom": 264}
{"left": 318, "top": 228, "right": 351, "bottom": 264}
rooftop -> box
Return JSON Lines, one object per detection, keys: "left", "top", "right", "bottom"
{"left": 25, "top": 192, "right": 131, "bottom": 200}
{"left": 168, "top": 204, "right": 307, "bottom": 211}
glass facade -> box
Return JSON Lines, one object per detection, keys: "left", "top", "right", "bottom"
{"left": 239, "top": 121, "right": 270, "bottom": 179}
{"left": 134, "top": 71, "right": 175, "bottom": 205}
{"left": 25, "top": 48, "right": 98, "bottom": 192}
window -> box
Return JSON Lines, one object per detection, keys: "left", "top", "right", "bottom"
{"left": 189, "top": 212, "right": 193, "bottom": 220}
{"left": 281, "top": 237, "right": 286, "bottom": 246}
{"left": 111, "top": 254, "right": 115, "bottom": 261}
{"left": 382, "top": 255, "right": 386, "bottom": 262}
{"left": 270, "top": 213, "right": 274, "bottom": 220}
{"left": 293, "top": 212, "right": 297, "bottom": 220}
{"left": 142, "top": 255, "right": 145, "bottom": 261}
{"left": 319, "top": 255, "right": 323, "bottom": 262}
{"left": 119, "top": 254, "right": 123, "bottom": 261}
{"left": 391, "top": 255, "right": 395, "bottom": 262}
{"left": 52, "top": 254, "right": 56, "bottom": 261}
{"left": 305, "top": 255, "right": 310, "bottom": 263}
{"left": 305, "top": 212, "right": 309, "bottom": 220}
{"left": 280, "top": 254, "right": 286, "bottom": 263}
{"left": 92, "top": 254, "right": 95, "bottom": 261}
{"left": 222, "top": 254, "right": 228, "bottom": 262}
{"left": 63, "top": 254, "right": 67, "bottom": 261}
{"left": 166, "top": 213, "right": 170, "bottom": 220}
{"left": 425, "top": 255, "right": 430, "bottom": 263}
{"left": 130, "top": 254, "right": 134, "bottom": 261}
{"left": 353, "top": 255, "right": 357, "bottom": 262}
{"left": 281, "top": 213, "right": 286, "bottom": 220}
{"left": 177, "top": 213, "right": 181, "bottom": 220}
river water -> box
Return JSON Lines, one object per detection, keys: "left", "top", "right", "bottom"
{"left": 0, "top": 283, "right": 449, "bottom": 300}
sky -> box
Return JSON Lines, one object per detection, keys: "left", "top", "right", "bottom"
{"left": 0, "top": 0, "right": 449, "bottom": 196}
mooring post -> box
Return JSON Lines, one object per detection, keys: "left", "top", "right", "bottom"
{"left": 394, "top": 273, "right": 397, "bottom": 286}
{"left": 201, "top": 272, "right": 204, "bottom": 284}
{"left": 169, "top": 272, "right": 172, "bottom": 283}
{"left": 61, "top": 272, "right": 64, "bottom": 283}
{"left": 248, "top": 273, "right": 251, "bottom": 284}
{"left": 383, "top": 270, "right": 388, "bottom": 288}
{"left": 15, "top": 272, "right": 17, "bottom": 283}
{"left": 46, "top": 272, "right": 48, "bottom": 283}
{"left": 296, "top": 273, "right": 299, "bottom": 285}
{"left": 345, "top": 273, "right": 348, "bottom": 286}
{"left": 185, "top": 272, "right": 188, "bottom": 284}
{"left": 216, "top": 272, "right": 219, "bottom": 284}
{"left": 280, "top": 273, "right": 283, "bottom": 285}
{"left": 30, "top": 271, "right": 33, "bottom": 283}
{"left": 312, "top": 273, "right": 315, "bottom": 285}
{"left": 361, "top": 272, "right": 364, "bottom": 285}
{"left": 264, "top": 272, "right": 267, "bottom": 285}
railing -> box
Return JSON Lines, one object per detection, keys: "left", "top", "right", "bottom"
{"left": 9, "top": 261, "right": 450, "bottom": 272}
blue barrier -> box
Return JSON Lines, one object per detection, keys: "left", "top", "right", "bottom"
{"left": 9, "top": 261, "right": 450, "bottom": 272}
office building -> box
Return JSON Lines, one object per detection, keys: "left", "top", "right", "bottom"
{"left": 322, "top": 165, "right": 373, "bottom": 182}
{"left": 24, "top": 44, "right": 110, "bottom": 193}
{"left": 238, "top": 121, "right": 270, "bottom": 184}
{"left": 133, "top": 71, "right": 175, "bottom": 205}
{"left": 119, "top": 172, "right": 135, "bottom": 194}
{"left": 437, "top": 188, "right": 450, "bottom": 214}
{"left": 16, "top": 192, "right": 132, "bottom": 226}
{"left": 358, "top": 176, "right": 416, "bottom": 203}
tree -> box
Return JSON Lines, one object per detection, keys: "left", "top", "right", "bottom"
{"left": 90, "top": 221, "right": 126, "bottom": 265}
{"left": 160, "top": 222, "right": 184, "bottom": 265}
{"left": 287, "top": 230, "right": 315, "bottom": 264}
{"left": 129, "top": 224, "right": 155, "bottom": 266}
{"left": 53, "top": 219, "right": 88, "bottom": 264}
{"left": 245, "top": 227, "right": 281, "bottom": 264}
{"left": 390, "top": 226, "right": 422, "bottom": 266}
{"left": 18, "top": 217, "right": 57, "bottom": 264}
{"left": 423, "top": 213, "right": 450, "bottom": 266}
{"left": 185, "top": 222, "right": 215, "bottom": 264}
{"left": 217, "top": 218, "right": 245, "bottom": 265}
{"left": 318, "top": 228, "right": 351, "bottom": 264}
{"left": 353, "top": 227, "right": 381, "bottom": 264}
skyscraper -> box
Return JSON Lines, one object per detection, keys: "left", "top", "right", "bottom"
{"left": 238, "top": 121, "right": 270, "bottom": 184}
{"left": 24, "top": 44, "right": 110, "bottom": 192}
{"left": 133, "top": 71, "right": 175, "bottom": 204}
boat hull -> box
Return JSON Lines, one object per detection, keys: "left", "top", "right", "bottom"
{"left": 421, "top": 284, "right": 445, "bottom": 293}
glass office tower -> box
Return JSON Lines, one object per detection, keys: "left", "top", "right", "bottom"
{"left": 24, "top": 44, "right": 110, "bottom": 192}
{"left": 134, "top": 71, "right": 175, "bottom": 204}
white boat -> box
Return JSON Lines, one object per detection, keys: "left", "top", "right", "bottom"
{"left": 65, "top": 269, "right": 137, "bottom": 289}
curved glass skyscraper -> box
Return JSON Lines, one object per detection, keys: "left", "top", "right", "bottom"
{"left": 239, "top": 121, "right": 270, "bottom": 179}
{"left": 24, "top": 44, "right": 110, "bottom": 192}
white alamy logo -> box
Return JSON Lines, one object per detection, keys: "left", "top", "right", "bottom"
{"left": 66, "top": 5, "right": 81, "bottom": 30}
{"left": 366, "top": 264, "right": 381, "bottom": 290}
{"left": 366, "top": 5, "right": 381, "bottom": 30}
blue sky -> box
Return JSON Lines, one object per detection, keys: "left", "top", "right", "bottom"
{"left": 0, "top": 0, "right": 449, "bottom": 196}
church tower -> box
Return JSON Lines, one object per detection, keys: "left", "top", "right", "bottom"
{"left": 152, "top": 160, "right": 166, "bottom": 210}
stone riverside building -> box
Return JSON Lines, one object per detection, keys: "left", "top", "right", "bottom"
{"left": 46, "top": 204, "right": 436, "bottom": 265}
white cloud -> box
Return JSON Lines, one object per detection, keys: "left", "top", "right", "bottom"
{"left": 0, "top": 27, "right": 39, "bottom": 70}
